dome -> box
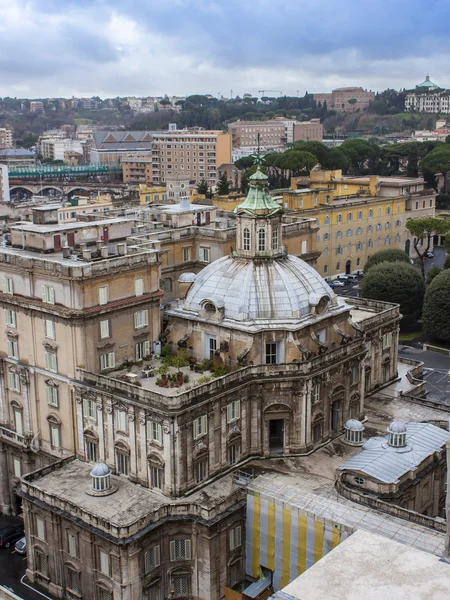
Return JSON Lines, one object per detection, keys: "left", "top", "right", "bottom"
{"left": 178, "top": 272, "right": 197, "bottom": 283}
{"left": 417, "top": 75, "right": 439, "bottom": 88}
{"left": 362, "top": 436, "right": 385, "bottom": 450}
{"left": 90, "top": 462, "right": 111, "bottom": 477}
{"left": 184, "top": 255, "right": 338, "bottom": 321}
{"left": 388, "top": 420, "right": 407, "bottom": 434}
{"left": 344, "top": 419, "right": 364, "bottom": 432}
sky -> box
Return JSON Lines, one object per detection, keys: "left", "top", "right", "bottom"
{"left": 1, "top": 0, "right": 450, "bottom": 99}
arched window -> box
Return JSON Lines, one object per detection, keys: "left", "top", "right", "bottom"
{"left": 258, "top": 229, "right": 266, "bottom": 252}
{"left": 324, "top": 216, "right": 330, "bottom": 225}
{"left": 386, "top": 206, "right": 391, "bottom": 215}
{"left": 66, "top": 564, "right": 81, "bottom": 595}
{"left": 312, "top": 415, "right": 324, "bottom": 443}
{"left": 385, "top": 222, "right": 390, "bottom": 229}
{"left": 324, "top": 247, "right": 329, "bottom": 257}
{"left": 357, "top": 210, "right": 362, "bottom": 219}
{"left": 48, "top": 414, "right": 61, "bottom": 448}
{"left": 347, "top": 243, "right": 351, "bottom": 253}
{"left": 96, "top": 583, "right": 113, "bottom": 600}
{"left": 115, "top": 441, "right": 130, "bottom": 476}
{"left": 378, "top": 208, "right": 381, "bottom": 216}
{"left": 324, "top": 232, "right": 330, "bottom": 240}
{"left": 35, "top": 547, "right": 49, "bottom": 577}
{"left": 148, "top": 454, "right": 164, "bottom": 490}
{"left": 336, "top": 245, "right": 342, "bottom": 255}
{"left": 368, "top": 239, "right": 373, "bottom": 248}
{"left": 346, "top": 229, "right": 353, "bottom": 237}
{"left": 272, "top": 228, "right": 278, "bottom": 250}
{"left": 85, "top": 431, "right": 98, "bottom": 462}
{"left": 243, "top": 228, "right": 250, "bottom": 251}
{"left": 336, "top": 230, "right": 342, "bottom": 238}
{"left": 337, "top": 214, "right": 342, "bottom": 223}
{"left": 377, "top": 237, "right": 381, "bottom": 246}
{"left": 395, "top": 233, "right": 400, "bottom": 242}
{"left": 227, "top": 435, "right": 241, "bottom": 465}
{"left": 376, "top": 223, "right": 382, "bottom": 230}
{"left": 396, "top": 220, "right": 401, "bottom": 227}
{"left": 369, "top": 209, "right": 374, "bottom": 218}
{"left": 368, "top": 225, "right": 373, "bottom": 233}
{"left": 385, "top": 236, "right": 390, "bottom": 245}
{"left": 356, "top": 241, "right": 362, "bottom": 250}
{"left": 348, "top": 212, "right": 353, "bottom": 221}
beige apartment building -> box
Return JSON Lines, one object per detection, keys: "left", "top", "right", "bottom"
{"left": 314, "top": 87, "right": 375, "bottom": 112}
{"left": 0, "top": 212, "right": 162, "bottom": 515}
{"left": 122, "top": 155, "right": 153, "bottom": 184}
{"left": 0, "top": 164, "right": 10, "bottom": 204}
{"left": 0, "top": 128, "right": 13, "bottom": 150}
{"left": 228, "top": 120, "right": 287, "bottom": 148}
{"left": 293, "top": 119, "right": 323, "bottom": 142}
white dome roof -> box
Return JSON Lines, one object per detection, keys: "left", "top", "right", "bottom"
{"left": 388, "top": 420, "right": 407, "bottom": 434}
{"left": 345, "top": 419, "right": 364, "bottom": 432}
{"left": 178, "top": 272, "right": 197, "bottom": 283}
{"left": 90, "top": 463, "right": 111, "bottom": 477}
{"left": 184, "top": 255, "right": 337, "bottom": 321}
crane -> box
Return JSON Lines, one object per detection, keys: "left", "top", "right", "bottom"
{"left": 258, "top": 90, "right": 283, "bottom": 97}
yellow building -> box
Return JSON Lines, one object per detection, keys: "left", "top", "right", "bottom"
{"left": 57, "top": 194, "right": 114, "bottom": 223}
{"left": 283, "top": 171, "right": 435, "bottom": 278}
{"left": 139, "top": 185, "right": 168, "bottom": 205}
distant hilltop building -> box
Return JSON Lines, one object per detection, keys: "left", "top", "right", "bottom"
{"left": 228, "top": 118, "right": 323, "bottom": 149}
{"left": 0, "top": 128, "right": 13, "bottom": 150}
{"left": 313, "top": 87, "right": 375, "bottom": 112}
{"left": 405, "top": 75, "right": 450, "bottom": 113}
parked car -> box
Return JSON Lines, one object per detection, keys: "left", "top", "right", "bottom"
{"left": 425, "top": 251, "right": 434, "bottom": 259}
{"left": 15, "top": 536, "right": 26, "bottom": 555}
{"left": 347, "top": 274, "right": 358, "bottom": 284}
{"left": 0, "top": 526, "right": 24, "bottom": 548}
{"left": 326, "top": 280, "right": 335, "bottom": 288}
{"left": 332, "top": 280, "right": 346, "bottom": 287}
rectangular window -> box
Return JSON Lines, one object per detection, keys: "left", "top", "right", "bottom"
{"left": 8, "top": 371, "right": 20, "bottom": 392}
{"left": 265, "top": 342, "right": 278, "bottom": 365}
{"left": 4, "top": 309, "right": 16, "bottom": 328}
{"left": 193, "top": 415, "right": 207, "bottom": 439}
{"left": 136, "top": 340, "right": 151, "bottom": 361}
{"left": 86, "top": 439, "right": 98, "bottom": 462}
{"left": 44, "top": 319, "right": 56, "bottom": 340}
{"left": 46, "top": 385, "right": 58, "bottom": 407}
{"left": 68, "top": 533, "right": 78, "bottom": 558}
{"left": 100, "top": 352, "right": 115, "bottom": 371}
{"left": 229, "top": 525, "right": 242, "bottom": 550}
{"left": 351, "top": 364, "right": 360, "bottom": 383}
{"left": 99, "top": 550, "right": 110, "bottom": 575}
{"left": 98, "top": 286, "right": 108, "bottom": 305}
{"left": 36, "top": 516, "right": 46, "bottom": 541}
{"left": 195, "top": 458, "right": 208, "bottom": 483}
{"left": 13, "top": 457, "right": 21, "bottom": 478}
{"left": 2, "top": 277, "right": 14, "bottom": 294}
{"left": 226, "top": 401, "right": 240, "bottom": 423}
{"left": 14, "top": 410, "right": 23, "bottom": 436}
{"left": 148, "top": 421, "right": 163, "bottom": 444}
{"left": 312, "top": 384, "right": 319, "bottom": 404}
{"left": 36, "top": 551, "right": 48, "bottom": 577}
{"left": 134, "top": 310, "right": 149, "bottom": 329}
{"left": 173, "top": 575, "right": 189, "bottom": 596}
{"left": 150, "top": 466, "right": 163, "bottom": 489}
{"left": 117, "top": 451, "right": 129, "bottom": 475}
{"left": 200, "top": 247, "right": 210, "bottom": 262}
{"left": 228, "top": 442, "right": 240, "bottom": 465}
{"left": 183, "top": 247, "right": 190, "bottom": 262}
{"left": 146, "top": 582, "right": 161, "bottom": 600}
{"left": 383, "top": 332, "right": 392, "bottom": 349}
{"left": 170, "top": 539, "right": 192, "bottom": 561}
{"left": 45, "top": 351, "right": 57, "bottom": 372}
{"left": 84, "top": 398, "right": 96, "bottom": 419}
{"left": 135, "top": 278, "right": 144, "bottom": 297}
{"left": 42, "top": 285, "right": 55, "bottom": 304}
{"left": 145, "top": 545, "right": 161, "bottom": 572}
{"left": 50, "top": 424, "right": 60, "bottom": 447}
{"left": 115, "top": 409, "right": 128, "bottom": 432}
{"left": 100, "top": 319, "right": 110, "bottom": 339}
{"left": 316, "top": 328, "right": 326, "bottom": 344}
{"left": 7, "top": 339, "right": 18, "bottom": 359}
{"left": 67, "top": 569, "right": 81, "bottom": 594}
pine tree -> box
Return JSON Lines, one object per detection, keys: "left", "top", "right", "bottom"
{"left": 197, "top": 179, "right": 208, "bottom": 195}
{"left": 216, "top": 172, "right": 230, "bottom": 195}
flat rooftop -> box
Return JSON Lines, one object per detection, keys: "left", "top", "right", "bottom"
{"left": 10, "top": 217, "right": 134, "bottom": 234}
{"left": 277, "top": 529, "right": 450, "bottom": 600}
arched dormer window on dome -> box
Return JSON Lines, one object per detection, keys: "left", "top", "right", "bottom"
{"left": 344, "top": 419, "right": 364, "bottom": 446}
{"left": 90, "top": 463, "right": 112, "bottom": 493}
{"left": 387, "top": 421, "right": 407, "bottom": 448}
{"left": 258, "top": 229, "right": 266, "bottom": 252}
{"left": 243, "top": 228, "right": 250, "bottom": 251}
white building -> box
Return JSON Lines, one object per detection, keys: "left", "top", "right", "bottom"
{"left": 0, "top": 164, "right": 10, "bottom": 204}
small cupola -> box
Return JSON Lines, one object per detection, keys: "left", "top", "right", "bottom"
{"left": 344, "top": 419, "right": 364, "bottom": 446}
{"left": 387, "top": 420, "right": 407, "bottom": 448}
{"left": 87, "top": 463, "right": 116, "bottom": 496}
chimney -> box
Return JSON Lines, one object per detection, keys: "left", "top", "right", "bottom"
{"left": 117, "top": 243, "right": 127, "bottom": 256}
{"left": 82, "top": 248, "right": 91, "bottom": 261}
{"left": 100, "top": 246, "right": 109, "bottom": 258}
{"left": 62, "top": 247, "right": 70, "bottom": 258}
{"left": 180, "top": 196, "right": 190, "bottom": 211}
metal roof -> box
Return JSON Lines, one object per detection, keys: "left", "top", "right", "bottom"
{"left": 338, "top": 422, "right": 449, "bottom": 483}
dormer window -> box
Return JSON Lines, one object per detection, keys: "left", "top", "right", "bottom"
{"left": 204, "top": 302, "right": 216, "bottom": 315}
{"left": 272, "top": 229, "right": 278, "bottom": 249}
{"left": 243, "top": 228, "right": 250, "bottom": 251}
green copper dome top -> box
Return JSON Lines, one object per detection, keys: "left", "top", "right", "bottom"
{"left": 417, "top": 75, "right": 439, "bottom": 88}
{"left": 234, "top": 167, "right": 282, "bottom": 217}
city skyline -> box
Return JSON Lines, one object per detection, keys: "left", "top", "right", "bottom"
{"left": 1, "top": 0, "right": 449, "bottom": 98}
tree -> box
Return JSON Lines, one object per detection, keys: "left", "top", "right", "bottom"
{"left": 426, "top": 265, "right": 441, "bottom": 285}
{"left": 445, "top": 232, "right": 450, "bottom": 254}
{"left": 348, "top": 98, "right": 357, "bottom": 112}
{"left": 241, "top": 165, "right": 259, "bottom": 194}
{"left": 363, "top": 249, "right": 411, "bottom": 274}
{"left": 443, "top": 255, "right": 450, "bottom": 270}
{"left": 274, "top": 150, "right": 317, "bottom": 176}
{"left": 234, "top": 156, "right": 254, "bottom": 171}
{"left": 405, "top": 218, "right": 450, "bottom": 278}
{"left": 321, "top": 148, "right": 350, "bottom": 171}
{"left": 290, "top": 141, "right": 328, "bottom": 165}
{"left": 197, "top": 179, "right": 208, "bottom": 195}
{"left": 406, "top": 144, "right": 419, "bottom": 178}
{"left": 216, "top": 172, "right": 230, "bottom": 195}
{"left": 340, "top": 139, "right": 379, "bottom": 174}
{"left": 361, "top": 262, "right": 425, "bottom": 331}
{"left": 420, "top": 146, "right": 450, "bottom": 193}
{"left": 422, "top": 269, "right": 450, "bottom": 341}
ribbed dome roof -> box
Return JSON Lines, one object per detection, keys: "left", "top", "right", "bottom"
{"left": 90, "top": 463, "right": 111, "bottom": 477}
{"left": 345, "top": 419, "right": 364, "bottom": 432}
{"left": 184, "top": 255, "right": 337, "bottom": 321}
{"left": 388, "top": 420, "right": 407, "bottom": 434}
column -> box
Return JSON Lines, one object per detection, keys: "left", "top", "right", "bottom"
{"left": 105, "top": 401, "right": 114, "bottom": 468}
{"left": 138, "top": 411, "right": 147, "bottom": 483}
{"left": 128, "top": 409, "right": 137, "bottom": 479}
{"left": 75, "top": 392, "right": 85, "bottom": 458}
{"left": 97, "top": 400, "right": 105, "bottom": 462}
{"left": 0, "top": 442, "right": 12, "bottom": 514}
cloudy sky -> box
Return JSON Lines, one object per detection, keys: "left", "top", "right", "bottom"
{"left": 1, "top": 0, "right": 449, "bottom": 99}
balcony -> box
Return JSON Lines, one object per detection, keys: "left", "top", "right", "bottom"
{"left": 0, "top": 425, "right": 28, "bottom": 447}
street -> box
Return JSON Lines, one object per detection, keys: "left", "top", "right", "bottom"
{"left": 0, "top": 516, "right": 49, "bottom": 600}
{"left": 399, "top": 346, "right": 450, "bottom": 406}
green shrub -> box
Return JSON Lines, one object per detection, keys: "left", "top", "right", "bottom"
{"left": 422, "top": 269, "right": 450, "bottom": 342}
{"left": 363, "top": 249, "right": 411, "bottom": 273}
